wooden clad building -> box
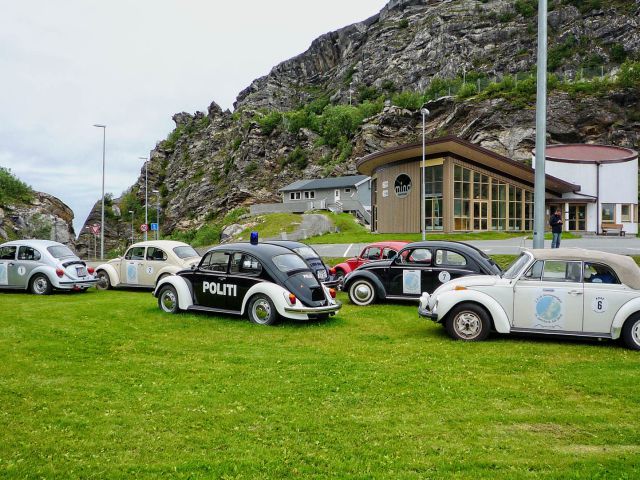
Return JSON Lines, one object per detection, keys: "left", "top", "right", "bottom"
{"left": 357, "top": 137, "right": 579, "bottom": 234}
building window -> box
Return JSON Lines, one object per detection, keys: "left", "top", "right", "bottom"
{"left": 344, "top": 188, "right": 351, "bottom": 193}
{"left": 454, "top": 165, "right": 471, "bottom": 230}
{"left": 425, "top": 164, "right": 443, "bottom": 231}
{"left": 289, "top": 192, "right": 301, "bottom": 200}
{"left": 621, "top": 204, "right": 631, "bottom": 222}
{"left": 491, "top": 181, "right": 507, "bottom": 231}
{"left": 524, "top": 191, "right": 534, "bottom": 231}
{"left": 508, "top": 185, "right": 523, "bottom": 231}
{"left": 304, "top": 191, "right": 315, "bottom": 199}
{"left": 601, "top": 203, "right": 615, "bottom": 222}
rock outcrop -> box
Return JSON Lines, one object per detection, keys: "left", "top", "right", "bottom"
{"left": 79, "top": 0, "right": 640, "bottom": 246}
{"left": 0, "top": 191, "right": 76, "bottom": 247}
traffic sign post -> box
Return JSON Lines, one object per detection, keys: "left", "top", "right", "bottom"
{"left": 150, "top": 223, "right": 158, "bottom": 231}
{"left": 140, "top": 224, "right": 149, "bottom": 233}
{"left": 90, "top": 224, "right": 100, "bottom": 235}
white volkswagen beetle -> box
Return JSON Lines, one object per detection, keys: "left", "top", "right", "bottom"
{"left": 419, "top": 248, "right": 640, "bottom": 350}
{"left": 95, "top": 240, "right": 201, "bottom": 290}
{"left": 0, "top": 240, "right": 97, "bottom": 294}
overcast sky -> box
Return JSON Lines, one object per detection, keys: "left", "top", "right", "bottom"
{"left": 0, "top": 0, "right": 388, "bottom": 234}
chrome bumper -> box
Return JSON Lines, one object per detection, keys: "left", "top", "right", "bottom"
{"left": 418, "top": 306, "right": 438, "bottom": 320}
{"left": 284, "top": 301, "right": 342, "bottom": 315}
{"left": 59, "top": 279, "right": 98, "bottom": 288}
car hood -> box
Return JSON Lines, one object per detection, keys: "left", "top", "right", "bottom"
{"left": 284, "top": 272, "right": 327, "bottom": 307}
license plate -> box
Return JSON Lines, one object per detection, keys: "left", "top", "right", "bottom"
{"left": 76, "top": 266, "right": 87, "bottom": 277}
{"left": 316, "top": 269, "right": 327, "bottom": 280}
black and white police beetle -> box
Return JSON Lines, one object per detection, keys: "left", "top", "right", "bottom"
{"left": 154, "top": 241, "right": 341, "bottom": 325}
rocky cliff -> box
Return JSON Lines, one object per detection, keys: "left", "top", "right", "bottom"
{"left": 0, "top": 190, "right": 76, "bottom": 248}
{"left": 79, "top": 0, "right": 640, "bottom": 251}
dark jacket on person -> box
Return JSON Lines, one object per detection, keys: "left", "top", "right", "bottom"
{"left": 549, "top": 213, "right": 562, "bottom": 233}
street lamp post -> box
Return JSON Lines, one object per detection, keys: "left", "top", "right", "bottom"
{"left": 93, "top": 124, "right": 106, "bottom": 259}
{"left": 533, "top": 0, "right": 548, "bottom": 249}
{"left": 129, "top": 210, "right": 134, "bottom": 245}
{"left": 139, "top": 157, "right": 148, "bottom": 241}
{"left": 152, "top": 189, "right": 160, "bottom": 240}
{"left": 420, "top": 108, "right": 430, "bottom": 241}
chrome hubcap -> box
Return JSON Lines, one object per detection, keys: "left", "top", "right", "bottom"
{"left": 454, "top": 311, "right": 482, "bottom": 339}
{"left": 97, "top": 273, "right": 108, "bottom": 288}
{"left": 33, "top": 278, "right": 48, "bottom": 294}
{"left": 632, "top": 320, "right": 640, "bottom": 345}
{"left": 161, "top": 290, "right": 176, "bottom": 311}
{"left": 353, "top": 282, "right": 373, "bottom": 304}
{"left": 252, "top": 299, "right": 271, "bottom": 323}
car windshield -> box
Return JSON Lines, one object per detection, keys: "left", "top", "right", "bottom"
{"left": 273, "top": 254, "right": 308, "bottom": 273}
{"left": 47, "top": 245, "right": 76, "bottom": 259}
{"left": 173, "top": 246, "right": 199, "bottom": 259}
{"left": 502, "top": 253, "right": 532, "bottom": 279}
{"left": 292, "top": 246, "right": 319, "bottom": 260}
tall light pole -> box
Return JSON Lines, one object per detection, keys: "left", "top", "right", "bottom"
{"left": 152, "top": 189, "right": 160, "bottom": 240}
{"left": 533, "top": 0, "right": 548, "bottom": 249}
{"left": 129, "top": 210, "right": 134, "bottom": 245}
{"left": 93, "top": 124, "right": 106, "bottom": 259}
{"left": 139, "top": 157, "right": 148, "bottom": 241}
{"left": 421, "top": 107, "right": 430, "bottom": 241}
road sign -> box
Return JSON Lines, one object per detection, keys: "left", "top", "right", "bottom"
{"left": 140, "top": 224, "right": 149, "bottom": 232}
{"left": 150, "top": 223, "right": 158, "bottom": 231}
{"left": 90, "top": 224, "right": 100, "bottom": 235}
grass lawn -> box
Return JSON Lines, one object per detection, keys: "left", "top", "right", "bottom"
{"left": 305, "top": 212, "right": 580, "bottom": 244}
{"left": 1, "top": 288, "right": 639, "bottom": 478}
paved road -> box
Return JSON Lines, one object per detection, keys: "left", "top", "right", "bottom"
{"left": 312, "top": 236, "right": 640, "bottom": 257}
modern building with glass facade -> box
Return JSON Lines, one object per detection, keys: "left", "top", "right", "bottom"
{"left": 357, "top": 136, "right": 637, "bottom": 234}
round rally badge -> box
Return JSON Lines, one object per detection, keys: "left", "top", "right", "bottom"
{"left": 438, "top": 271, "right": 451, "bottom": 283}
{"left": 591, "top": 296, "right": 608, "bottom": 314}
{"left": 17, "top": 266, "right": 26, "bottom": 276}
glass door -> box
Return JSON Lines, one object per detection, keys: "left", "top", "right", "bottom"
{"left": 568, "top": 205, "right": 586, "bottom": 231}
{"left": 473, "top": 201, "right": 488, "bottom": 230}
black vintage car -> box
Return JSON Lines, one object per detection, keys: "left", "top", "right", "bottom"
{"left": 153, "top": 242, "right": 341, "bottom": 325}
{"left": 342, "top": 241, "right": 502, "bottom": 306}
{"left": 265, "top": 240, "right": 340, "bottom": 288}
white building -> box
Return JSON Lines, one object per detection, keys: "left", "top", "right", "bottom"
{"left": 534, "top": 144, "right": 639, "bottom": 235}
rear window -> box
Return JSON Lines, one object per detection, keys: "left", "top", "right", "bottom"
{"left": 173, "top": 246, "right": 199, "bottom": 259}
{"left": 289, "top": 271, "right": 320, "bottom": 289}
{"left": 47, "top": 246, "right": 76, "bottom": 259}
{"left": 273, "top": 254, "right": 308, "bottom": 273}
{"left": 292, "top": 247, "right": 319, "bottom": 260}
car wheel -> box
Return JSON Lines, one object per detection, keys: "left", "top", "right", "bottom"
{"left": 348, "top": 279, "right": 376, "bottom": 306}
{"left": 445, "top": 303, "right": 491, "bottom": 342}
{"left": 30, "top": 274, "right": 52, "bottom": 295}
{"left": 622, "top": 314, "right": 640, "bottom": 350}
{"left": 248, "top": 294, "right": 279, "bottom": 326}
{"left": 158, "top": 285, "right": 179, "bottom": 314}
{"left": 96, "top": 271, "right": 111, "bottom": 290}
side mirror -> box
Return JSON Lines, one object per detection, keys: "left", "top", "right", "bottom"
{"left": 191, "top": 264, "right": 197, "bottom": 270}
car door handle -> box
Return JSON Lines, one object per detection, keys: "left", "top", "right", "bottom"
{"left": 218, "top": 276, "right": 227, "bottom": 281}
{"left": 568, "top": 290, "right": 583, "bottom": 295}
{"left": 8, "top": 263, "right": 14, "bottom": 266}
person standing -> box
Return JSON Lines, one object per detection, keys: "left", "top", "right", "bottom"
{"left": 549, "top": 208, "right": 563, "bottom": 248}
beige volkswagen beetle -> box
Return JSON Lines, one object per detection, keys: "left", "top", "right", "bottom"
{"left": 95, "top": 240, "right": 201, "bottom": 290}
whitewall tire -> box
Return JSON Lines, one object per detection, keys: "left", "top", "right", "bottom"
{"left": 348, "top": 279, "right": 376, "bottom": 306}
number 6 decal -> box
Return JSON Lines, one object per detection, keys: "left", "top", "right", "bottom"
{"left": 591, "top": 296, "right": 608, "bottom": 313}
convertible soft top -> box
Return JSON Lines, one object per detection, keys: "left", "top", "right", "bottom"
{"left": 526, "top": 248, "right": 640, "bottom": 290}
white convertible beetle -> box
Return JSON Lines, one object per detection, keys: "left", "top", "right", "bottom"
{"left": 95, "top": 240, "right": 201, "bottom": 290}
{"left": 419, "top": 248, "right": 640, "bottom": 350}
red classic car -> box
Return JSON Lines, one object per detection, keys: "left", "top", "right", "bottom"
{"left": 333, "top": 241, "right": 409, "bottom": 283}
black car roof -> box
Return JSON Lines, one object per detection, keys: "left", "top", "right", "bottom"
{"left": 265, "top": 240, "right": 319, "bottom": 254}
{"left": 402, "top": 240, "right": 490, "bottom": 258}
{"left": 207, "top": 242, "right": 296, "bottom": 261}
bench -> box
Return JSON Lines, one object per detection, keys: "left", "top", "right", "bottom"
{"left": 601, "top": 223, "right": 625, "bottom": 236}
